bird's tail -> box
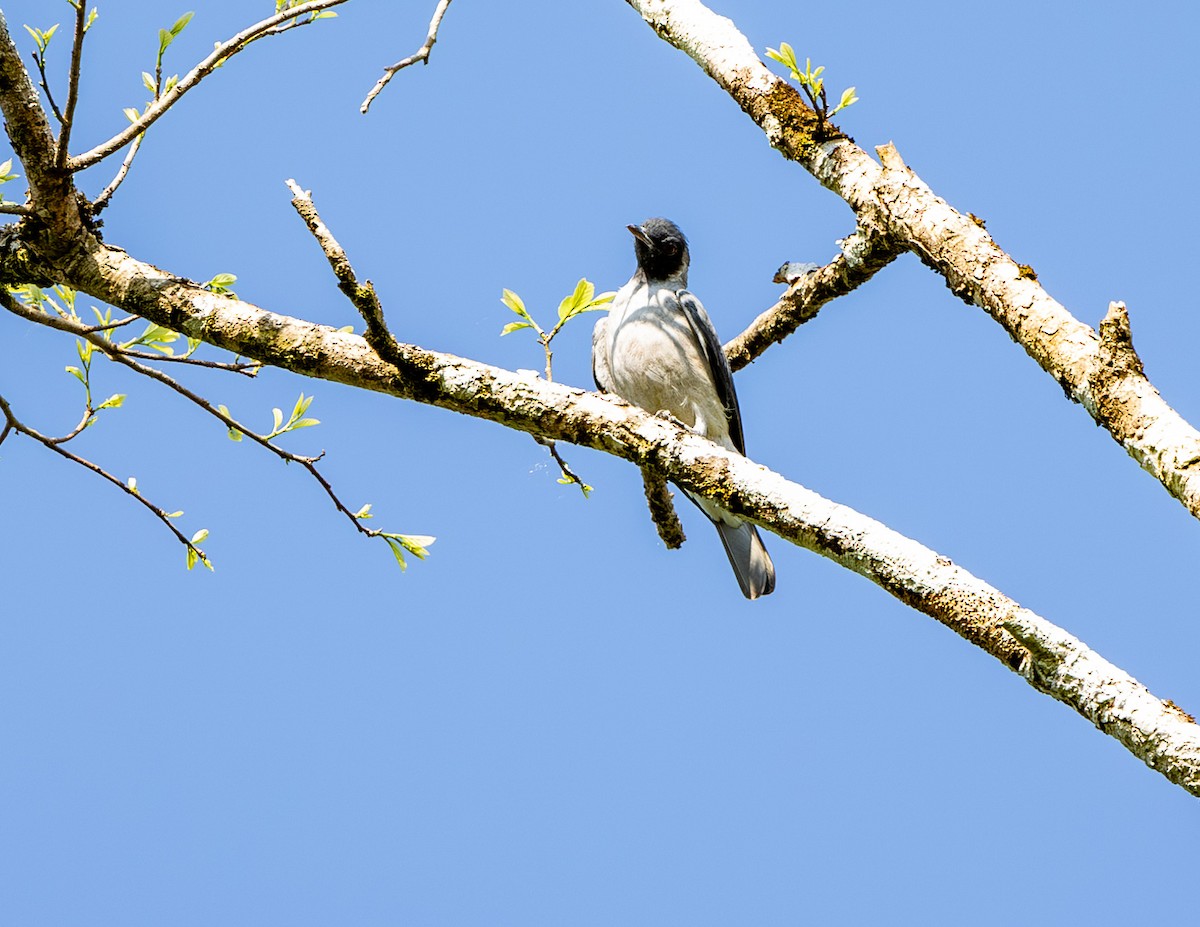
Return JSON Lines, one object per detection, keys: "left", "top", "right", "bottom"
{"left": 713, "top": 519, "right": 775, "bottom": 600}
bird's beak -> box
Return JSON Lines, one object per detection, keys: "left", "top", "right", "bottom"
{"left": 626, "top": 224, "right": 653, "bottom": 248}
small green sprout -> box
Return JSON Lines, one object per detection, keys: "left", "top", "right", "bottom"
{"left": 765, "top": 42, "right": 858, "bottom": 130}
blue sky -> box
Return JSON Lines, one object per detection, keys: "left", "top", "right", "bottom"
{"left": 3, "top": 1, "right": 1199, "bottom": 923}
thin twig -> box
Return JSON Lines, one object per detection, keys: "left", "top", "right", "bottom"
{"left": 0, "top": 391, "right": 208, "bottom": 564}
{"left": 30, "top": 51, "right": 64, "bottom": 124}
{"left": 7, "top": 297, "right": 255, "bottom": 375}
{"left": 0, "top": 202, "right": 31, "bottom": 216}
{"left": 66, "top": 0, "right": 348, "bottom": 172}
{"left": 92, "top": 133, "right": 143, "bottom": 212}
{"left": 117, "top": 345, "right": 259, "bottom": 375}
{"left": 2, "top": 287, "right": 373, "bottom": 543}
{"left": 55, "top": 0, "right": 88, "bottom": 169}
{"left": 81, "top": 314, "right": 139, "bottom": 333}
{"left": 360, "top": 0, "right": 454, "bottom": 114}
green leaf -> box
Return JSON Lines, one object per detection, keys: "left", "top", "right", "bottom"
{"left": 142, "top": 71, "right": 155, "bottom": 92}
{"left": 291, "top": 393, "right": 313, "bottom": 421}
{"left": 271, "top": 408, "right": 283, "bottom": 432}
{"left": 165, "top": 510, "right": 183, "bottom": 519}
{"left": 398, "top": 534, "right": 436, "bottom": 559}
{"left": 65, "top": 365, "right": 85, "bottom": 383}
{"left": 836, "top": 86, "right": 859, "bottom": 111}
{"left": 354, "top": 504, "right": 373, "bottom": 519}
{"left": 186, "top": 546, "right": 198, "bottom": 570}
{"left": 127, "top": 476, "right": 138, "bottom": 493}
{"left": 217, "top": 404, "right": 244, "bottom": 441}
{"left": 501, "top": 288, "right": 532, "bottom": 322}
{"left": 124, "top": 107, "right": 141, "bottom": 123}
{"left": 385, "top": 537, "right": 408, "bottom": 571}
{"left": 96, "top": 393, "right": 126, "bottom": 411}
{"left": 289, "top": 417, "right": 320, "bottom": 430}
{"left": 169, "top": 11, "right": 194, "bottom": 36}
{"left": 190, "top": 528, "right": 209, "bottom": 545}
{"left": 500, "top": 321, "right": 533, "bottom": 336}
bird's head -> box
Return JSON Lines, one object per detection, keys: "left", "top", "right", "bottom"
{"left": 628, "top": 218, "right": 690, "bottom": 282}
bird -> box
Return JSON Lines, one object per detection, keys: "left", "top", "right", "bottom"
{"left": 592, "top": 218, "right": 776, "bottom": 599}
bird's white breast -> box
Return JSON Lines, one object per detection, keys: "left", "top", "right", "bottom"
{"left": 604, "top": 278, "right": 731, "bottom": 447}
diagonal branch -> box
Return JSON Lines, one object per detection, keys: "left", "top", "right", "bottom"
{"left": 724, "top": 223, "right": 904, "bottom": 371}
{"left": 360, "top": 0, "right": 455, "bottom": 114}
{"left": 92, "top": 133, "right": 144, "bottom": 212}
{"left": 65, "top": 1, "right": 348, "bottom": 173}
{"left": 0, "top": 391, "right": 210, "bottom": 566}
{"left": 622, "top": 0, "right": 1200, "bottom": 526}
{"left": 10, "top": 230, "right": 1195, "bottom": 796}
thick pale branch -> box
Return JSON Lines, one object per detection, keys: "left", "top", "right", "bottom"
{"left": 8, "top": 233, "right": 1189, "bottom": 797}
{"left": 1004, "top": 612, "right": 1200, "bottom": 793}
{"left": 360, "top": 0, "right": 455, "bottom": 114}
{"left": 66, "top": 1, "right": 348, "bottom": 172}
{"left": 623, "top": 0, "right": 1200, "bottom": 525}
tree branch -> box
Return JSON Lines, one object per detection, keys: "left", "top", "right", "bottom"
{"left": 0, "top": 289, "right": 412, "bottom": 557}
{"left": 92, "top": 133, "right": 143, "bottom": 213}
{"left": 641, "top": 468, "right": 686, "bottom": 548}
{"left": 54, "top": 0, "right": 89, "bottom": 169}
{"left": 724, "top": 223, "right": 904, "bottom": 371}
{"left": 0, "top": 391, "right": 211, "bottom": 567}
{"left": 622, "top": 0, "right": 1200, "bottom": 526}
{"left": 360, "top": 0, "right": 454, "bottom": 114}
{"left": 3, "top": 226, "right": 1190, "bottom": 796}
{"left": 65, "top": 1, "right": 348, "bottom": 173}
{"left": 0, "top": 12, "right": 83, "bottom": 237}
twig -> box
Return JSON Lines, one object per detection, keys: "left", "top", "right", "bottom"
{"left": 641, "top": 468, "right": 685, "bottom": 548}
{"left": 54, "top": 0, "right": 88, "bottom": 168}
{"left": 723, "top": 224, "right": 904, "bottom": 371}
{"left": 0, "top": 202, "right": 31, "bottom": 216}
{"left": 4, "top": 296, "right": 254, "bottom": 374}
{"left": 30, "top": 51, "right": 64, "bottom": 124}
{"left": 1, "top": 288, "right": 369, "bottom": 545}
{"left": 285, "top": 178, "right": 401, "bottom": 358}
{"left": 117, "top": 346, "right": 259, "bottom": 376}
{"left": 0, "top": 391, "right": 209, "bottom": 565}
{"left": 360, "top": 0, "right": 454, "bottom": 114}
{"left": 92, "top": 133, "right": 143, "bottom": 212}
{"left": 66, "top": 0, "right": 348, "bottom": 172}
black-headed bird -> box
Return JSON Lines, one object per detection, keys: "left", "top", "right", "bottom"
{"left": 592, "top": 218, "right": 776, "bottom": 599}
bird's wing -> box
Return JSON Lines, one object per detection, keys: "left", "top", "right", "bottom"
{"left": 591, "top": 314, "right": 613, "bottom": 392}
{"left": 677, "top": 289, "right": 745, "bottom": 455}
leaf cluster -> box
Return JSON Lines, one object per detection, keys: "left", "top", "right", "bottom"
{"left": 765, "top": 42, "right": 858, "bottom": 128}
